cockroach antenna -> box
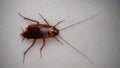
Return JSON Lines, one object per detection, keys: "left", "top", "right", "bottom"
{"left": 60, "top": 11, "right": 102, "bottom": 31}
{"left": 57, "top": 35, "right": 93, "bottom": 63}
{"left": 55, "top": 12, "right": 102, "bottom": 63}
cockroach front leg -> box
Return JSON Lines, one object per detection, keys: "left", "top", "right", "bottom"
{"left": 54, "top": 20, "right": 65, "bottom": 27}
{"left": 18, "top": 13, "right": 40, "bottom": 24}
{"left": 23, "top": 39, "right": 37, "bottom": 63}
{"left": 40, "top": 38, "right": 46, "bottom": 58}
{"left": 54, "top": 37, "right": 63, "bottom": 45}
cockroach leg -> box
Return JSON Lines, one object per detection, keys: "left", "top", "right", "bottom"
{"left": 40, "top": 38, "right": 46, "bottom": 58}
{"left": 18, "top": 13, "right": 40, "bottom": 24}
{"left": 38, "top": 13, "right": 50, "bottom": 25}
{"left": 23, "top": 39, "right": 37, "bottom": 63}
{"left": 54, "top": 37, "right": 63, "bottom": 45}
{"left": 54, "top": 20, "right": 65, "bottom": 27}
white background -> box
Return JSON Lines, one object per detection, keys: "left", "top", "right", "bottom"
{"left": 0, "top": 0, "right": 120, "bottom": 68}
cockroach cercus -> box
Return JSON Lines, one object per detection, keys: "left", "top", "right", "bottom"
{"left": 19, "top": 12, "right": 101, "bottom": 63}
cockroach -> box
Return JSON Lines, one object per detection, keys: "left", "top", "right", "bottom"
{"left": 18, "top": 12, "right": 101, "bottom": 63}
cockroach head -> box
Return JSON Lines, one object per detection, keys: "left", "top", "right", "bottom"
{"left": 49, "top": 27, "right": 59, "bottom": 37}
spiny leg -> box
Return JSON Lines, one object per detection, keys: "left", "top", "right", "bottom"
{"left": 18, "top": 13, "right": 40, "bottom": 24}
{"left": 40, "top": 38, "right": 46, "bottom": 58}
{"left": 38, "top": 13, "right": 50, "bottom": 25}
{"left": 54, "top": 20, "right": 65, "bottom": 27}
{"left": 23, "top": 39, "right": 37, "bottom": 63}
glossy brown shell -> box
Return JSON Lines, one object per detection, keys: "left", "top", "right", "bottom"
{"left": 21, "top": 24, "right": 59, "bottom": 39}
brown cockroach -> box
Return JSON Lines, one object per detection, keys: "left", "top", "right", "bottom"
{"left": 19, "top": 12, "right": 101, "bottom": 63}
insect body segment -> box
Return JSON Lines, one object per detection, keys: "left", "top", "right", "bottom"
{"left": 19, "top": 13, "right": 62, "bottom": 63}
{"left": 21, "top": 25, "right": 59, "bottom": 39}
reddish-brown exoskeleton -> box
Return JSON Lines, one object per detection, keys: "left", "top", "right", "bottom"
{"left": 19, "top": 12, "right": 101, "bottom": 63}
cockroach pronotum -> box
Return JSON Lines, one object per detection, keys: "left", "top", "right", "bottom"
{"left": 18, "top": 12, "right": 101, "bottom": 63}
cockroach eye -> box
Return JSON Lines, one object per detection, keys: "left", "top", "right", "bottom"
{"left": 55, "top": 29, "right": 59, "bottom": 35}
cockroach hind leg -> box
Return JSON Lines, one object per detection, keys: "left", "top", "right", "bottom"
{"left": 18, "top": 13, "right": 24, "bottom": 18}
{"left": 40, "top": 38, "right": 46, "bottom": 58}
{"left": 23, "top": 53, "right": 25, "bottom": 63}
{"left": 18, "top": 13, "right": 40, "bottom": 24}
{"left": 22, "top": 39, "right": 36, "bottom": 63}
